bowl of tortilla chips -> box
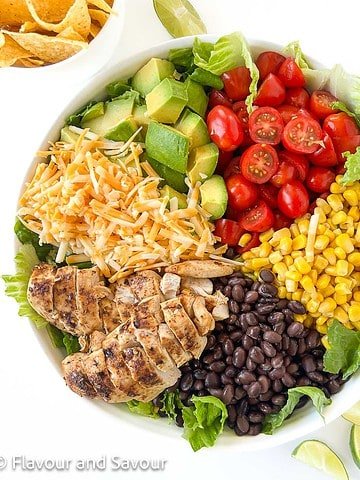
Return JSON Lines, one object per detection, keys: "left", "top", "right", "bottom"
{"left": 0, "top": 0, "right": 123, "bottom": 68}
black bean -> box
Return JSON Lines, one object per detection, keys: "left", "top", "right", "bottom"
{"left": 258, "top": 283, "right": 278, "bottom": 297}
{"left": 222, "top": 384, "right": 235, "bottom": 405}
{"left": 223, "top": 285, "right": 232, "bottom": 297}
{"left": 271, "top": 354, "right": 284, "bottom": 369}
{"left": 236, "top": 415, "right": 250, "bottom": 433}
{"left": 218, "top": 332, "right": 228, "bottom": 343}
{"left": 206, "top": 335, "right": 216, "bottom": 349}
{"left": 327, "top": 379, "right": 341, "bottom": 394}
{"left": 208, "top": 388, "right": 224, "bottom": 399}
{"left": 307, "top": 371, "right": 325, "bottom": 383}
{"left": 256, "top": 303, "right": 276, "bottom": 315}
{"left": 244, "top": 291, "right": 259, "bottom": 303}
{"left": 241, "top": 303, "right": 252, "bottom": 312}
{"left": 210, "top": 361, "right": 226, "bottom": 373}
{"left": 252, "top": 281, "right": 261, "bottom": 291}
{"left": 225, "top": 366, "right": 237, "bottom": 378}
{"left": 259, "top": 391, "right": 273, "bottom": 401}
{"left": 268, "top": 311, "right": 285, "bottom": 324}
{"left": 294, "top": 396, "right": 309, "bottom": 410}
{"left": 245, "top": 312, "right": 258, "bottom": 325}
{"left": 274, "top": 322, "right": 286, "bottom": 335}
{"left": 287, "top": 322, "right": 305, "bottom": 338}
{"left": 247, "top": 326, "right": 261, "bottom": 339}
{"left": 302, "top": 355, "right": 317, "bottom": 373}
{"left": 283, "top": 356, "right": 291, "bottom": 368}
{"left": 249, "top": 411, "right": 264, "bottom": 423}
{"left": 287, "top": 300, "right": 306, "bottom": 314}
{"left": 232, "top": 284, "right": 245, "bottom": 302}
{"left": 237, "top": 399, "right": 249, "bottom": 416}
{"left": 203, "top": 353, "right": 215, "bottom": 364}
{"left": 259, "top": 322, "right": 271, "bottom": 332}
{"left": 229, "top": 331, "right": 243, "bottom": 343}
{"left": 282, "top": 373, "right": 296, "bottom": 388}
{"left": 223, "top": 338, "right": 234, "bottom": 356}
{"left": 298, "top": 338, "right": 307, "bottom": 355}
{"left": 272, "top": 379, "right": 283, "bottom": 393}
{"left": 228, "top": 404, "right": 237, "bottom": 423}
{"left": 179, "top": 390, "right": 190, "bottom": 402}
{"left": 180, "top": 373, "right": 193, "bottom": 392}
{"left": 221, "top": 374, "right": 234, "bottom": 385}
{"left": 235, "top": 387, "right": 246, "bottom": 400}
{"left": 242, "top": 335, "right": 254, "bottom": 350}
{"left": 306, "top": 330, "right": 321, "bottom": 349}
{"left": 261, "top": 341, "right": 277, "bottom": 358}
{"left": 205, "top": 372, "right": 220, "bottom": 388}
{"left": 248, "top": 397, "right": 260, "bottom": 405}
{"left": 283, "top": 308, "right": 294, "bottom": 322}
{"left": 246, "top": 357, "right": 257, "bottom": 371}
{"left": 272, "top": 394, "right": 287, "bottom": 406}
{"left": 247, "top": 381, "right": 261, "bottom": 398}
{"left": 228, "top": 314, "right": 238, "bottom": 325}
{"left": 236, "top": 370, "right": 256, "bottom": 385}
{"left": 225, "top": 355, "right": 233, "bottom": 365}
{"left": 258, "top": 375, "right": 270, "bottom": 394}
{"left": 213, "top": 346, "right": 223, "bottom": 360}
{"left": 215, "top": 321, "right": 224, "bottom": 332}
{"left": 249, "top": 346, "right": 265, "bottom": 364}
{"left": 263, "top": 331, "right": 282, "bottom": 344}
{"left": 286, "top": 363, "right": 299, "bottom": 375}
{"left": 297, "top": 376, "right": 311, "bottom": 387}
{"left": 259, "top": 269, "right": 275, "bottom": 283}
{"left": 258, "top": 402, "right": 273, "bottom": 415}
{"left": 193, "top": 380, "right": 204, "bottom": 391}
{"left": 259, "top": 359, "right": 272, "bottom": 372}
{"left": 233, "top": 346, "right": 246, "bottom": 368}
{"left": 229, "top": 299, "right": 240, "bottom": 314}
{"left": 287, "top": 339, "right": 298, "bottom": 356}
{"left": 269, "top": 366, "right": 286, "bottom": 380}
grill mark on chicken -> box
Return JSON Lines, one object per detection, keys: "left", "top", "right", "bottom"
{"left": 62, "top": 354, "right": 98, "bottom": 399}
{"left": 76, "top": 268, "right": 103, "bottom": 333}
{"left": 53, "top": 267, "right": 79, "bottom": 335}
{"left": 158, "top": 324, "right": 192, "bottom": 367}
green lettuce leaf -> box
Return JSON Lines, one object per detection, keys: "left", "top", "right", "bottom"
{"left": 168, "top": 47, "right": 194, "bottom": 70}
{"left": 14, "top": 218, "right": 54, "bottom": 262}
{"left": 66, "top": 101, "right": 98, "bottom": 127}
{"left": 2, "top": 244, "right": 47, "bottom": 329}
{"left": 283, "top": 41, "right": 310, "bottom": 69}
{"left": 62, "top": 333, "right": 81, "bottom": 355}
{"left": 160, "top": 391, "right": 183, "bottom": 420}
{"left": 46, "top": 324, "right": 65, "bottom": 348}
{"left": 127, "top": 400, "right": 159, "bottom": 418}
{"left": 262, "top": 386, "right": 331, "bottom": 435}
{"left": 328, "top": 64, "right": 360, "bottom": 116}
{"left": 340, "top": 147, "right": 360, "bottom": 185}
{"left": 106, "top": 80, "right": 132, "bottom": 97}
{"left": 332, "top": 101, "right": 360, "bottom": 128}
{"left": 189, "top": 67, "right": 223, "bottom": 89}
{"left": 182, "top": 395, "right": 228, "bottom": 451}
{"left": 323, "top": 320, "right": 360, "bottom": 379}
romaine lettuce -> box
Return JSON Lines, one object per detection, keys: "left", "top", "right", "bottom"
{"left": 340, "top": 147, "right": 360, "bottom": 185}
{"left": 14, "top": 218, "right": 54, "bottom": 262}
{"left": 328, "top": 64, "right": 360, "bottom": 116}
{"left": 160, "top": 391, "right": 183, "bottom": 420}
{"left": 127, "top": 400, "right": 159, "bottom": 418}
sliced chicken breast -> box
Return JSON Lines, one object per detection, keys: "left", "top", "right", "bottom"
{"left": 53, "top": 266, "right": 80, "bottom": 335}
{"left": 27, "top": 263, "right": 57, "bottom": 323}
{"left": 134, "top": 328, "right": 175, "bottom": 372}
{"left": 158, "top": 324, "right": 192, "bottom": 367}
{"left": 166, "top": 260, "right": 234, "bottom": 278}
{"left": 192, "top": 296, "right": 215, "bottom": 336}
{"left": 127, "top": 270, "right": 162, "bottom": 299}
{"left": 76, "top": 268, "right": 103, "bottom": 333}
{"left": 98, "top": 296, "right": 121, "bottom": 333}
{"left": 62, "top": 353, "right": 98, "bottom": 399}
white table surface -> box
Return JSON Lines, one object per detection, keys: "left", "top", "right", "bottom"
{"left": 0, "top": 1, "right": 359, "bottom": 479}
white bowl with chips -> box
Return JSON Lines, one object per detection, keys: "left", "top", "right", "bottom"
{"left": 19, "top": 34, "right": 360, "bottom": 452}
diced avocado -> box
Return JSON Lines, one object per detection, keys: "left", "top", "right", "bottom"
{"left": 176, "top": 109, "right": 210, "bottom": 149}
{"left": 132, "top": 58, "right": 175, "bottom": 97}
{"left": 133, "top": 104, "right": 150, "bottom": 133}
{"left": 200, "top": 175, "right": 228, "bottom": 220}
{"left": 104, "top": 116, "right": 138, "bottom": 141}
{"left": 188, "top": 143, "right": 219, "bottom": 185}
{"left": 81, "top": 102, "right": 104, "bottom": 124}
{"left": 60, "top": 126, "right": 79, "bottom": 144}
{"left": 147, "top": 157, "right": 187, "bottom": 193}
{"left": 146, "top": 121, "right": 189, "bottom": 174}
{"left": 160, "top": 185, "right": 187, "bottom": 209}
{"left": 146, "top": 78, "right": 188, "bottom": 124}
{"left": 184, "top": 78, "right": 208, "bottom": 117}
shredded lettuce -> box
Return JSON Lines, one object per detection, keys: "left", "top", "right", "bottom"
{"left": 283, "top": 41, "right": 310, "bottom": 69}
{"left": 328, "top": 64, "right": 360, "bottom": 116}
{"left": 323, "top": 320, "right": 360, "bottom": 379}
{"left": 14, "top": 218, "right": 54, "bottom": 262}
{"left": 340, "top": 147, "right": 360, "bottom": 185}
{"left": 262, "top": 386, "right": 331, "bottom": 435}
{"left": 189, "top": 67, "right": 224, "bottom": 89}
{"left": 62, "top": 333, "right": 81, "bottom": 355}
{"left": 127, "top": 400, "right": 159, "bottom": 418}
{"left": 168, "top": 47, "right": 194, "bottom": 70}
{"left": 160, "top": 391, "right": 183, "bottom": 420}
{"left": 182, "top": 395, "right": 228, "bottom": 451}
{"left": 2, "top": 244, "right": 47, "bottom": 329}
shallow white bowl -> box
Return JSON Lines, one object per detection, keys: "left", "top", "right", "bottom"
{"left": 20, "top": 34, "right": 360, "bottom": 452}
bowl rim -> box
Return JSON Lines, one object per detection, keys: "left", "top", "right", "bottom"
{"left": 18, "top": 33, "right": 360, "bottom": 452}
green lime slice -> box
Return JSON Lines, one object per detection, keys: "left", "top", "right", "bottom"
{"left": 343, "top": 401, "right": 360, "bottom": 425}
{"left": 153, "top": 0, "right": 207, "bottom": 38}
{"left": 292, "top": 440, "right": 349, "bottom": 480}
{"left": 350, "top": 424, "right": 360, "bottom": 469}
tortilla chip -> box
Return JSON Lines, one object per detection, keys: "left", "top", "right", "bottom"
{"left": 19, "top": 20, "right": 45, "bottom": 33}
{"left": 3, "top": 30, "right": 87, "bottom": 63}
{"left": 57, "top": 26, "right": 85, "bottom": 42}
{"left": 17, "top": 56, "right": 44, "bottom": 66}
{"left": 0, "top": 0, "right": 74, "bottom": 25}
{"left": 89, "top": 22, "right": 101, "bottom": 38}
{"left": 0, "top": 32, "right": 32, "bottom": 66}
{"left": 87, "top": 0, "right": 112, "bottom": 14}
{"left": 88, "top": 8, "right": 108, "bottom": 27}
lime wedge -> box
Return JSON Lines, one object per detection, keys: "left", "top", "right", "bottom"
{"left": 350, "top": 424, "right": 360, "bottom": 469}
{"left": 153, "top": 0, "right": 207, "bottom": 38}
{"left": 292, "top": 440, "right": 349, "bottom": 480}
{"left": 343, "top": 401, "right": 360, "bottom": 425}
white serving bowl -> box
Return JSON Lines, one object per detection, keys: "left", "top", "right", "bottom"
{"left": 19, "top": 34, "right": 360, "bottom": 452}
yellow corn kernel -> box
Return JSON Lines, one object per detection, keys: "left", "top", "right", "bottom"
{"left": 317, "top": 324, "right": 329, "bottom": 335}
{"left": 269, "top": 228, "right": 291, "bottom": 245}
{"left": 325, "top": 265, "right": 337, "bottom": 276}
{"left": 314, "top": 207, "right": 327, "bottom": 224}
{"left": 284, "top": 256, "right": 293, "bottom": 267}
{"left": 353, "top": 322, "right": 360, "bottom": 331}
{"left": 244, "top": 258, "right": 270, "bottom": 270}
{"left": 348, "top": 252, "right": 360, "bottom": 267}
{"left": 343, "top": 189, "right": 358, "bottom": 206}
{"left": 316, "top": 274, "right": 331, "bottom": 290}
{"left": 324, "top": 228, "right": 336, "bottom": 242}
{"left": 323, "top": 248, "right": 337, "bottom": 265}
{"left": 316, "top": 197, "right": 332, "bottom": 214}
{"left": 258, "top": 242, "right": 272, "bottom": 258}
{"left": 297, "top": 218, "right": 310, "bottom": 235}
{"left": 316, "top": 315, "right": 328, "bottom": 326}
{"left": 286, "top": 292, "right": 293, "bottom": 300}
{"left": 292, "top": 291, "right": 303, "bottom": 302}
{"left": 290, "top": 224, "right": 300, "bottom": 237}
{"left": 239, "top": 233, "right": 252, "bottom": 247}
{"left": 309, "top": 269, "right": 318, "bottom": 284}
{"left": 335, "top": 281, "right": 351, "bottom": 294}
{"left": 285, "top": 279, "right": 297, "bottom": 293}
{"left": 336, "top": 174, "right": 344, "bottom": 184}
{"left": 294, "top": 313, "right": 306, "bottom": 323}
{"left": 334, "top": 293, "right": 348, "bottom": 305}
{"left": 301, "top": 292, "right": 311, "bottom": 304}
{"left": 322, "top": 285, "right": 335, "bottom": 298}
{"left": 304, "top": 317, "right": 314, "bottom": 328}
{"left": 319, "top": 298, "right": 337, "bottom": 316}
{"left": 259, "top": 229, "right": 274, "bottom": 242}
{"left": 279, "top": 237, "right": 292, "bottom": 255}
{"left": 314, "top": 235, "right": 330, "bottom": 250}
{"left": 268, "top": 251, "right": 283, "bottom": 264}
{"left": 353, "top": 291, "right": 360, "bottom": 302}
{"left": 285, "top": 270, "right": 302, "bottom": 282}
{"left": 330, "top": 182, "right": 345, "bottom": 194}
{"left": 344, "top": 322, "right": 354, "bottom": 329}
{"left": 317, "top": 224, "right": 326, "bottom": 235}
{"left": 292, "top": 234, "right": 307, "bottom": 250}
{"left": 300, "top": 275, "right": 315, "bottom": 293}
{"left": 335, "top": 259, "right": 349, "bottom": 276}
{"left": 349, "top": 304, "right": 360, "bottom": 322}
{"left": 334, "top": 306, "right": 348, "bottom": 323}
{"left": 327, "top": 193, "right": 344, "bottom": 212}
{"left": 291, "top": 251, "right": 304, "bottom": 259}
{"left": 355, "top": 224, "right": 360, "bottom": 244}
{"left": 348, "top": 206, "right": 360, "bottom": 222}
{"left": 342, "top": 303, "right": 350, "bottom": 313}
{"left": 307, "top": 299, "right": 320, "bottom": 313}
{"left": 241, "top": 251, "right": 253, "bottom": 260}
{"left": 314, "top": 255, "right": 329, "bottom": 271}
{"left": 294, "top": 256, "right": 311, "bottom": 274}
{"left": 334, "top": 247, "right": 346, "bottom": 260}
{"left": 273, "top": 261, "right": 287, "bottom": 278}
{"left": 311, "top": 292, "right": 324, "bottom": 304}
{"left": 321, "top": 335, "right": 330, "bottom": 349}
{"left": 335, "top": 233, "right": 355, "bottom": 253}
{"left": 332, "top": 211, "right": 347, "bottom": 225}
{"left": 278, "top": 286, "right": 287, "bottom": 299}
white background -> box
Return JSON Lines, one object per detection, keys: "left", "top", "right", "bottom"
{"left": 0, "top": 1, "right": 359, "bottom": 479}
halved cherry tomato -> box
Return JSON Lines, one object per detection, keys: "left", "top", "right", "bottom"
{"left": 277, "top": 180, "right": 309, "bottom": 218}
{"left": 221, "top": 66, "right": 251, "bottom": 101}
{"left": 214, "top": 219, "right": 244, "bottom": 246}
{"left": 278, "top": 58, "right": 305, "bottom": 88}
{"left": 216, "top": 150, "right": 233, "bottom": 174}
{"left": 255, "top": 51, "right": 285, "bottom": 80}
{"left": 226, "top": 174, "right": 258, "bottom": 211}
{"left": 285, "top": 87, "right": 310, "bottom": 109}
{"left": 249, "top": 106, "right": 284, "bottom": 145}
{"left": 270, "top": 161, "right": 297, "bottom": 187}
{"left": 332, "top": 135, "right": 360, "bottom": 163}
{"left": 233, "top": 100, "right": 251, "bottom": 145}
{"left": 310, "top": 90, "right": 338, "bottom": 120}
{"left": 278, "top": 150, "right": 308, "bottom": 181}
{"left": 223, "top": 156, "right": 241, "bottom": 179}
{"left": 282, "top": 115, "right": 322, "bottom": 154}
{"left": 207, "top": 105, "right": 244, "bottom": 151}
{"left": 236, "top": 232, "right": 260, "bottom": 254}
{"left": 254, "top": 73, "right": 286, "bottom": 107}
{"left": 241, "top": 144, "right": 279, "bottom": 184}
{"left": 258, "top": 183, "right": 278, "bottom": 209}
{"left": 277, "top": 104, "right": 299, "bottom": 124}
{"left": 306, "top": 167, "right": 335, "bottom": 193}
{"left": 208, "top": 89, "right": 233, "bottom": 109}
{"left": 273, "top": 210, "right": 292, "bottom": 229}
{"left": 308, "top": 133, "right": 337, "bottom": 167}
{"left": 323, "top": 112, "right": 360, "bottom": 138}
{"left": 239, "top": 201, "right": 275, "bottom": 232}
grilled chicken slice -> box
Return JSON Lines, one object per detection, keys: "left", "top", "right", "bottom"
{"left": 27, "top": 263, "right": 58, "bottom": 325}
{"left": 134, "top": 328, "right": 174, "bottom": 372}
{"left": 76, "top": 268, "right": 103, "bottom": 333}
{"left": 62, "top": 353, "right": 98, "bottom": 399}
{"left": 127, "top": 270, "right": 162, "bottom": 300}
{"left": 158, "top": 324, "right": 192, "bottom": 367}
{"left": 160, "top": 273, "right": 181, "bottom": 299}
{"left": 166, "top": 260, "right": 234, "bottom": 278}
{"left": 179, "top": 290, "right": 196, "bottom": 318}
{"left": 53, "top": 266, "right": 80, "bottom": 335}
{"left": 181, "top": 276, "right": 213, "bottom": 296}
{"left": 192, "top": 296, "right": 215, "bottom": 336}
{"left": 99, "top": 296, "right": 121, "bottom": 334}
{"left": 113, "top": 284, "right": 137, "bottom": 325}
{"left": 133, "top": 296, "right": 162, "bottom": 330}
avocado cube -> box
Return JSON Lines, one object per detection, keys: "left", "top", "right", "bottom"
{"left": 133, "top": 104, "right": 150, "bottom": 133}
{"left": 147, "top": 156, "right": 188, "bottom": 193}
{"left": 104, "top": 116, "right": 138, "bottom": 141}
{"left": 160, "top": 185, "right": 187, "bottom": 209}
{"left": 176, "top": 109, "right": 210, "bottom": 149}
{"left": 60, "top": 126, "right": 79, "bottom": 144}
{"left": 80, "top": 102, "right": 105, "bottom": 125}
{"left": 188, "top": 143, "right": 219, "bottom": 185}
{"left": 146, "top": 121, "right": 189, "bottom": 174}
{"left": 132, "top": 58, "right": 175, "bottom": 97}
{"left": 200, "top": 175, "right": 228, "bottom": 220}
{"left": 185, "top": 78, "right": 208, "bottom": 118}
{"left": 146, "top": 78, "right": 188, "bottom": 124}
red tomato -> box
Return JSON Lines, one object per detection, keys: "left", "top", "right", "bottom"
{"left": 216, "top": 150, "right": 233, "bottom": 174}
{"left": 249, "top": 106, "right": 284, "bottom": 145}
{"left": 332, "top": 135, "right": 360, "bottom": 163}
{"left": 222, "top": 66, "right": 251, "bottom": 101}
{"left": 207, "top": 105, "right": 244, "bottom": 151}
{"left": 270, "top": 161, "right": 297, "bottom": 187}
{"left": 241, "top": 144, "right": 279, "bottom": 184}
{"left": 254, "top": 73, "right": 286, "bottom": 107}
{"left": 236, "top": 232, "right": 260, "bottom": 254}
{"left": 214, "top": 219, "right": 244, "bottom": 246}
{"left": 310, "top": 90, "right": 338, "bottom": 120}
{"left": 239, "top": 201, "right": 275, "bottom": 232}
{"left": 285, "top": 87, "right": 310, "bottom": 109}
{"left": 278, "top": 150, "right": 308, "bottom": 181}
{"left": 306, "top": 167, "right": 335, "bottom": 193}
{"left": 223, "top": 156, "right": 241, "bottom": 179}
{"left": 273, "top": 210, "right": 292, "bottom": 229}
{"left": 208, "top": 89, "right": 232, "bottom": 109}
{"left": 277, "top": 180, "right": 309, "bottom": 218}
{"left": 255, "top": 51, "right": 285, "bottom": 80}
{"left": 308, "top": 133, "right": 338, "bottom": 167}
{"left": 226, "top": 174, "right": 258, "bottom": 211}
{"left": 233, "top": 100, "right": 251, "bottom": 145}
{"left": 258, "top": 183, "right": 278, "bottom": 209}
{"left": 278, "top": 58, "right": 305, "bottom": 88}
{"left": 323, "top": 112, "right": 360, "bottom": 138}
{"left": 277, "top": 104, "right": 299, "bottom": 124}
{"left": 282, "top": 115, "right": 322, "bottom": 154}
